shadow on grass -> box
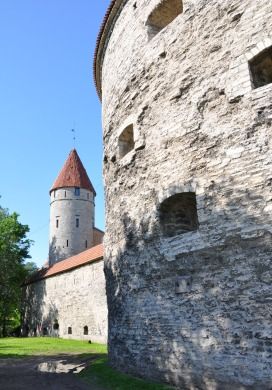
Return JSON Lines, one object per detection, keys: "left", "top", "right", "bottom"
{"left": 79, "top": 357, "right": 173, "bottom": 390}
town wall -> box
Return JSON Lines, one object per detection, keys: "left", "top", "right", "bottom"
{"left": 22, "top": 259, "right": 107, "bottom": 343}
{"left": 98, "top": 0, "right": 272, "bottom": 388}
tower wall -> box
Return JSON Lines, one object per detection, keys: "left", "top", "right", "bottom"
{"left": 49, "top": 187, "right": 94, "bottom": 264}
{"left": 99, "top": 0, "right": 272, "bottom": 388}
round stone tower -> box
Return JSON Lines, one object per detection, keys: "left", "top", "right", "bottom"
{"left": 95, "top": 0, "right": 272, "bottom": 388}
{"left": 49, "top": 149, "right": 96, "bottom": 265}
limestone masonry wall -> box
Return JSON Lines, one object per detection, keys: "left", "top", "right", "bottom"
{"left": 99, "top": 0, "right": 272, "bottom": 388}
{"left": 22, "top": 260, "right": 107, "bottom": 343}
{"left": 49, "top": 187, "right": 95, "bottom": 264}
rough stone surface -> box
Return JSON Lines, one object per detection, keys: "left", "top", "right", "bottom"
{"left": 99, "top": 0, "right": 272, "bottom": 388}
{"left": 22, "top": 260, "right": 107, "bottom": 343}
{"left": 49, "top": 187, "right": 95, "bottom": 265}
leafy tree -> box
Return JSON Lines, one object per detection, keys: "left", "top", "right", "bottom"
{"left": 0, "top": 207, "right": 32, "bottom": 337}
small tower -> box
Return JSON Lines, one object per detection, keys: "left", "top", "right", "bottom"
{"left": 49, "top": 149, "right": 96, "bottom": 265}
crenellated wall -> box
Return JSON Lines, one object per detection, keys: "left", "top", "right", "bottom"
{"left": 97, "top": 0, "right": 272, "bottom": 388}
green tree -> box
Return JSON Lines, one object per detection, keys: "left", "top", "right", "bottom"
{"left": 0, "top": 207, "right": 32, "bottom": 337}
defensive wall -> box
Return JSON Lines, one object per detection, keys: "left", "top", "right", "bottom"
{"left": 23, "top": 244, "right": 107, "bottom": 343}
{"left": 95, "top": 0, "right": 272, "bottom": 388}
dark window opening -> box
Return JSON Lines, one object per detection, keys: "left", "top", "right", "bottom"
{"left": 75, "top": 187, "right": 80, "bottom": 196}
{"left": 146, "top": 0, "right": 183, "bottom": 40}
{"left": 83, "top": 326, "right": 88, "bottom": 335}
{"left": 249, "top": 46, "right": 272, "bottom": 89}
{"left": 85, "top": 240, "right": 88, "bottom": 248}
{"left": 54, "top": 190, "right": 56, "bottom": 198}
{"left": 159, "top": 192, "right": 198, "bottom": 237}
{"left": 68, "top": 326, "right": 72, "bottom": 335}
{"left": 56, "top": 219, "right": 59, "bottom": 228}
{"left": 66, "top": 240, "right": 69, "bottom": 247}
{"left": 64, "top": 191, "right": 66, "bottom": 197}
{"left": 42, "top": 327, "right": 48, "bottom": 336}
{"left": 118, "top": 124, "right": 134, "bottom": 158}
{"left": 53, "top": 321, "right": 59, "bottom": 330}
{"left": 76, "top": 218, "right": 79, "bottom": 228}
{"left": 87, "top": 192, "right": 89, "bottom": 199}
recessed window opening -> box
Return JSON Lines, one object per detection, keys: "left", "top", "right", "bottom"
{"left": 147, "top": 0, "right": 183, "bottom": 40}
{"left": 66, "top": 240, "right": 69, "bottom": 247}
{"left": 56, "top": 219, "right": 59, "bottom": 228}
{"left": 249, "top": 46, "right": 272, "bottom": 89}
{"left": 76, "top": 218, "right": 79, "bottom": 228}
{"left": 53, "top": 321, "right": 59, "bottom": 330}
{"left": 85, "top": 240, "right": 88, "bottom": 248}
{"left": 75, "top": 187, "right": 80, "bottom": 196}
{"left": 54, "top": 190, "right": 56, "bottom": 198}
{"left": 118, "top": 124, "right": 135, "bottom": 158}
{"left": 159, "top": 192, "right": 198, "bottom": 237}
{"left": 64, "top": 191, "right": 66, "bottom": 197}
{"left": 83, "top": 326, "right": 88, "bottom": 335}
{"left": 68, "top": 326, "right": 72, "bottom": 335}
{"left": 87, "top": 192, "right": 89, "bottom": 199}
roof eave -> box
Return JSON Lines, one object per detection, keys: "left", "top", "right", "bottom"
{"left": 49, "top": 185, "right": 96, "bottom": 197}
{"left": 23, "top": 255, "right": 103, "bottom": 285}
{"left": 94, "top": 0, "right": 127, "bottom": 100}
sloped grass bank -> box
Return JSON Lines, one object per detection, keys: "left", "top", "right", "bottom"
{"left": 80, "top": 357, "right": 173, "bottom": 390}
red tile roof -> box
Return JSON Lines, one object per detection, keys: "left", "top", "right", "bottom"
{"left": 50, "top": 149, "right": 96, "bottom": 195}
{"left": 24, "top": 244, "right": 103, "bottom": 285}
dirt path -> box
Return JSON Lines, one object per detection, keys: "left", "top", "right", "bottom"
{"left": 0, "top": 355, "right": 106, "bottom": 390}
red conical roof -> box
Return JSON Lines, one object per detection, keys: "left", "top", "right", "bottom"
{"left": 50, "top": 149, "right": 96, "bottom": 195}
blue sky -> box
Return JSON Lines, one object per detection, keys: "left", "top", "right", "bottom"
{"left": 0, "top": 0, "right": 110, "bottom": 266}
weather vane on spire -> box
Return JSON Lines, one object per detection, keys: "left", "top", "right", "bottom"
{"left": 71, "top": 124, "right": 76, "bottom": 147}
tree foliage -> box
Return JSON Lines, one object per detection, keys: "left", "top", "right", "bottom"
{"left": 0, "top": 207, "right": 32, "bottom": 337}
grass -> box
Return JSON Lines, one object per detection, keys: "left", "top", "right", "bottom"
{"left": 0, "top": 337, "right": 172, "bottom": 389}
{"left": 0, "top": 337, "right": 107, "bottom": 358}
{"left": 80, "top": 357, "right": 173, "bottom": 390}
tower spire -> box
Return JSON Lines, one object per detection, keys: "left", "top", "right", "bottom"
{"left": 50, "top": 149, "right": 96, "bottom": 195}
{"left": 49, "top": 149, "right": 96, "bottom": 265}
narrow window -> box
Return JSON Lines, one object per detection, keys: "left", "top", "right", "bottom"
{"left": 146, "top": 0, "right": 183, "bottom": 40}
{"left": 68, "top": 326, "right": 72, "bottom": 335}
{"left": 76, "top": 218, "right": 79, "bottom": 228}
{"left": 53, "top": 321, "right": 59, "bottom": 330}
{"left": 85, "top": 240, "right": 88, "bottom": 248}
{"left": 54, "top": 190, "right": 56, "bottom": 198}
{"left": 83, "top": 326, "right": 88, "bottom": 335}
{"left": 56, "top": 219, "right": 59, "bottom": 228}
{"left": 64, "top": 191, "right": 66, "bottom": 198}
{"left": 87, "top": 192, "right": 89, "bottom": 199}
{"left": 159, "top": 192, "right": 198, "bottom": 237}
{"left": 66, "top": 240, "right": 69, "bottom": 247}
{"left": 118, "top": 124, "right": 134, "bottom": 158}
{"left": 75, "top": 187, "right": 80, "bottom": 196}
{"left": 249, "top": 46, "right": 272, "bottom": 89}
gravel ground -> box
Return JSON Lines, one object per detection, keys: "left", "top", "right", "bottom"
{"left": 0, "top": 355, "right": 106, "bottom": 390}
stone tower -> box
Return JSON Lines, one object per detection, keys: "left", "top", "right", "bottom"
{"left": 49, "top": 149, "right": 96, "bottom": 265}
{"left": 95, "top": 0, "right": 272, "bottom": 388}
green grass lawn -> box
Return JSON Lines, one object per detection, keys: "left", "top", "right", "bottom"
{"left": 80, "top": 357, "right": 173, "bottom": 390}
{"left": 0, "top": 337, "right": 106, "bottom": 358}
{"left": 0, "top": 337, "right": 172, "bottom": 389}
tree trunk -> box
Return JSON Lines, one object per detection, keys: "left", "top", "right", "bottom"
{"left": 2, "top": 315, "right": 7, "bottom": 337}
